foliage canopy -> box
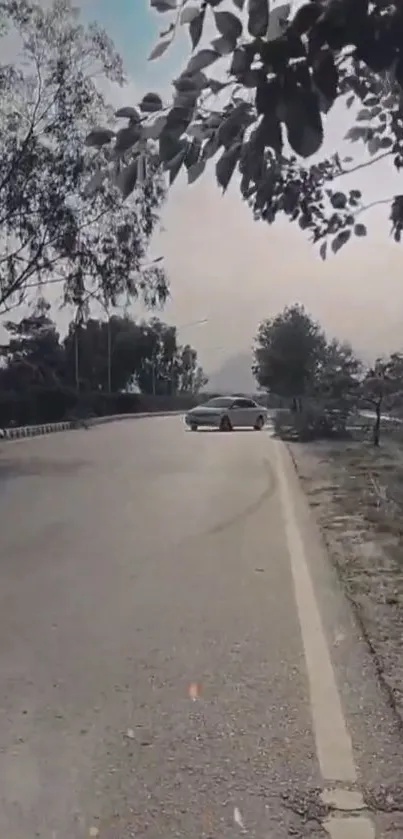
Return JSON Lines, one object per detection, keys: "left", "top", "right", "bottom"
{"left": 0, "top": 0, "right": 167, "bottom": 315}
{"left": 88, "top": 0, "right": 403, "bottom": 256}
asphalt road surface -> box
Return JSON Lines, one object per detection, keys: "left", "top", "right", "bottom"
{"left": 1, "top": 417, "right": 403, "bottom": 839}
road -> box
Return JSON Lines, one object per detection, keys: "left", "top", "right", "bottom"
{"left": 0, "top": 417, "right": 403, "bottom": 839}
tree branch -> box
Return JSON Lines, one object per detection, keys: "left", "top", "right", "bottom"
{"left": 339, "top": 150, "right": 393, "bottom": 178}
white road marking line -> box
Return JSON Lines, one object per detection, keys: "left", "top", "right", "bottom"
{"left": 275, "top": 443, "right": 376, "bottom": 837}
{"left": 275, "top": 443, "right": 356, "bottom": 781}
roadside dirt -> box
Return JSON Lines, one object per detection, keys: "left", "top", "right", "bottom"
{"left": 289, "top": 436, "right": 403, "bottom": 725}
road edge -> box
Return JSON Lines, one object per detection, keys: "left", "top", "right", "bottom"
{"left": 0, "top": 411, "right": 184, "bottom": 441}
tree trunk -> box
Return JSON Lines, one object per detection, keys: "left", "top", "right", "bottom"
{"left": 107, "top": 317, "right": 112, "bottom": 394}
{"left": 74, "top": 327, "right": 80, "bottom": 394}
{"left": 373, "top": 401, "right": 381, "bottom": 447}
{"left": 291, "top": 396, "right": 297, "bottom": 412}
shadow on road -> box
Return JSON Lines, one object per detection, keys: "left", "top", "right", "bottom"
{"left": 0, "top": 454, "right": 89, "bottom": 482}
{"left": 186, "top": 427, "right": 268, "bottom": 434}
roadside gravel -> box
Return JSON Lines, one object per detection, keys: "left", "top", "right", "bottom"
{"left": 289, "top": 437, "right": 403, "bottom": 726}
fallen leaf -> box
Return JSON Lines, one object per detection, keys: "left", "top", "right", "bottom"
{"left": 126, "top": 728, "right": 135, "bottom": 739}
{"left": 89, "top": 828, "right": 99, "bottom": 837}
{"left": 188, "top": 681, "right": 201, "bottom": 700}
{"left": 203, "top": 810, "right": 214, "bottom": 832}
{"left": 234, "top": 807, "right": 245, "bottom": 829}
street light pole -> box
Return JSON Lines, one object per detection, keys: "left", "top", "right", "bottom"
{"left": 172, "top": 318, "right": 208, "bottom": 394}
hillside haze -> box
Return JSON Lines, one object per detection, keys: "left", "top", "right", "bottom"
{"left": 207, "top": 353, "right": 256, "bottom": 394}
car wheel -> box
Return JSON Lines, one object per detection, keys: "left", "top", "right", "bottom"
{"left": 190, "top": 422, "right": 198, "bottom": 432}
{"left": 254, "top": 415, "right": 264, "bottom": 430}
{"left": 219, "top": 415, "right": 232, "bottom": 432}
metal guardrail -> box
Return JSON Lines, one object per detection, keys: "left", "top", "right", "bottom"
{"left": 0, "top": 411, "right": 184, "bottom": 441}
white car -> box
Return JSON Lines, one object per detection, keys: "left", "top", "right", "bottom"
{"left": 185, "top": 396, "right": 267, "bottom": 432}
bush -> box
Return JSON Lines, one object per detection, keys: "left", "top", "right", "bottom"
{"left": 273, "top": 403, "right": 352, "bottom": 442}
{"left": 0, "top": 387, "right": 199, "bottom": 428}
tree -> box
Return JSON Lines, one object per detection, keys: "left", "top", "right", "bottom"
{"left": 63, "top": 314, "right": 207, "bottom": 395}
{"left": 362, "top": 354, "right": 403, "bottom": 445}
{"left": 173, "top": 343, "right": 208, "bottom": 393}
{"left": 63, "top": 315, "right": 148, "bottom": 393}
{"left": 0, "top": 0, "right": 167, "bottom": 315}
{"left": 314, "top": 338, "right": 362, "bottom": 402}
{"left": 253, "top": 303, "right": 326, "bottom": 408}
{"left": 89, "top": 0, "right": 403, "bottom": 256}
{"left": 0, "top": 298, "right": 66, "bottom": 389}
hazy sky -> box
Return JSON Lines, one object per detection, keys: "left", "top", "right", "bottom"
{"left": 8, "top": 0, "right": 403, "bottom": 373}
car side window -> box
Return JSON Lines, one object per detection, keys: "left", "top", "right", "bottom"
{"left": 234, "top": 398, "right": 254, "bottom": 408}
{"left": 231, "top": 399, "right": 244, "bottom": 408}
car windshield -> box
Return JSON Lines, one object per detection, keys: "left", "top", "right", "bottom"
{"left": 202, "top": 397, "right": 234, "bottom": 408}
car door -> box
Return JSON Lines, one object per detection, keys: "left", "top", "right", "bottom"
{"left": 228, "top": 398, "right": 250, "bottom": 427}
{"left": 240, "top": 398, "right": 259, "bottom": 426}
{"left": 227, "top": 398, "right": 245, "bottom": 427}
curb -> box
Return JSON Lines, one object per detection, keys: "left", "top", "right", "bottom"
{"left": 0, "top": 411, "right": 184, "bottom": 441}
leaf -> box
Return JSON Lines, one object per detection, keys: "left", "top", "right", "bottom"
{"left": 266, "top": 2, "right": 290, "bottom": 41}
{"left": 187, "top": 158, "right": 206, "bottom": 184}
{"left": 185, "top": 137, "right": 201, "bottom": 168}
{"left": 354, "top": 223, "right": 367, "bottom": 237}
{"left": 173, "top": 71, "right": 208, "bottom": 92}
{"left": 148, "top": 39, "right": 171, "bottom": 60}
{"left": 211, "top": 36, "right": 234, "bottom": 56}
{"left": 83, "top": 169, "right": 106, "bottom": 197}
{"left": 167, "top": 147, "right": 187, "bottom": 184}
{"left": 216, "top": 143, "right": 241, "bottom": 191}
{"left": 115, "top": 107, "right": 141, "bottom": 121}
{"left": 345, "top": 126, "right": 370, "bottom": 142}
{"left": 312, "top": 50, "right": 338, "bottom": 110}
{"left": 150, "top": 0, "right": 177, "bottom": 10}
{"left": 85, "top": 128, "right": 114, "bottom": 147}
{"left": 331, "top": 229, "right": 351, "bottom": 254}
{"left": 140, "top": 92, "right": 163, "bottom": 113}
{"left": 319, "top": 241, "right": 327, "bottom": 260}
{"left": 185, "top": 49, "right": 220, "bottom": 75}
{"left": 258, "top": 113, "right": 282, "bottom": 153}
{"left": 214, "top": 10, "right": 243, "bottom": 43}
{"left": 230, "top": 46, "right": 254, "bottom": 77}
{"left": 255, "top": 78, "right": 280, "bottom": 116}
{"left": 284, "top": 88, "right": 323, "bottom": 158}
{"left": 208, "top": 78, "right": 229, "bottom": 94}
{"left": 330, "top": 191, "right": 347, "bottom": 209}
{"left": 378, "top": 136, "right": 393, "bottom": 148}
{"left": 141, "top": 115, "right": 167, "bottom": 140}
{"left": 247, "top": 0, "right": 269, "bottom": 38}
{"left": 189, "top": 9, "right": 205, "bottom": 49}
{"left": 187, "top": 122, "right": 206, "bottom": 140}
{"left": 116, "top": 159, "right": 138, "bottom": 198}
{"left": 115, "top": 125, "right": 142, "bottom": 153}
{"left": 159, "top": 131, "right": 183, "bottom": 163}
{"left": 368, "top": 136, "right": 382, "bottom": 155}
{"left": 356, "top": 108, "right": 371, "bottom": 121}
{"left": 165, "top": 105, "right": 193, "bottom": 134}
{"left": 180, "top": 5, "right": 199, "bottom": 23}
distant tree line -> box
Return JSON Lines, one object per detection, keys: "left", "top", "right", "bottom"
{"left": 0, "top": 299, "right": 208, "bottom": 427}
{"left": 253, "top": 303, "right": 403, "bottom": 446}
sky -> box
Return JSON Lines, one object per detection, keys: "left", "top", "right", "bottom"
{"left": 6, "top": 0, "right": 403, "bottom": 376}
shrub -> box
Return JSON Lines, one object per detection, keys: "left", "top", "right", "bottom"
{"left": 0, "top": 388, "right": 199, "bottom": 428}
{"left": 273, "top": 403, "right": 351, "bottom": 442}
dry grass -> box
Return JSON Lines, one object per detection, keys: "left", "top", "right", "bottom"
{"left": 290, "top": 433, "right": 403, "bottom": 720}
